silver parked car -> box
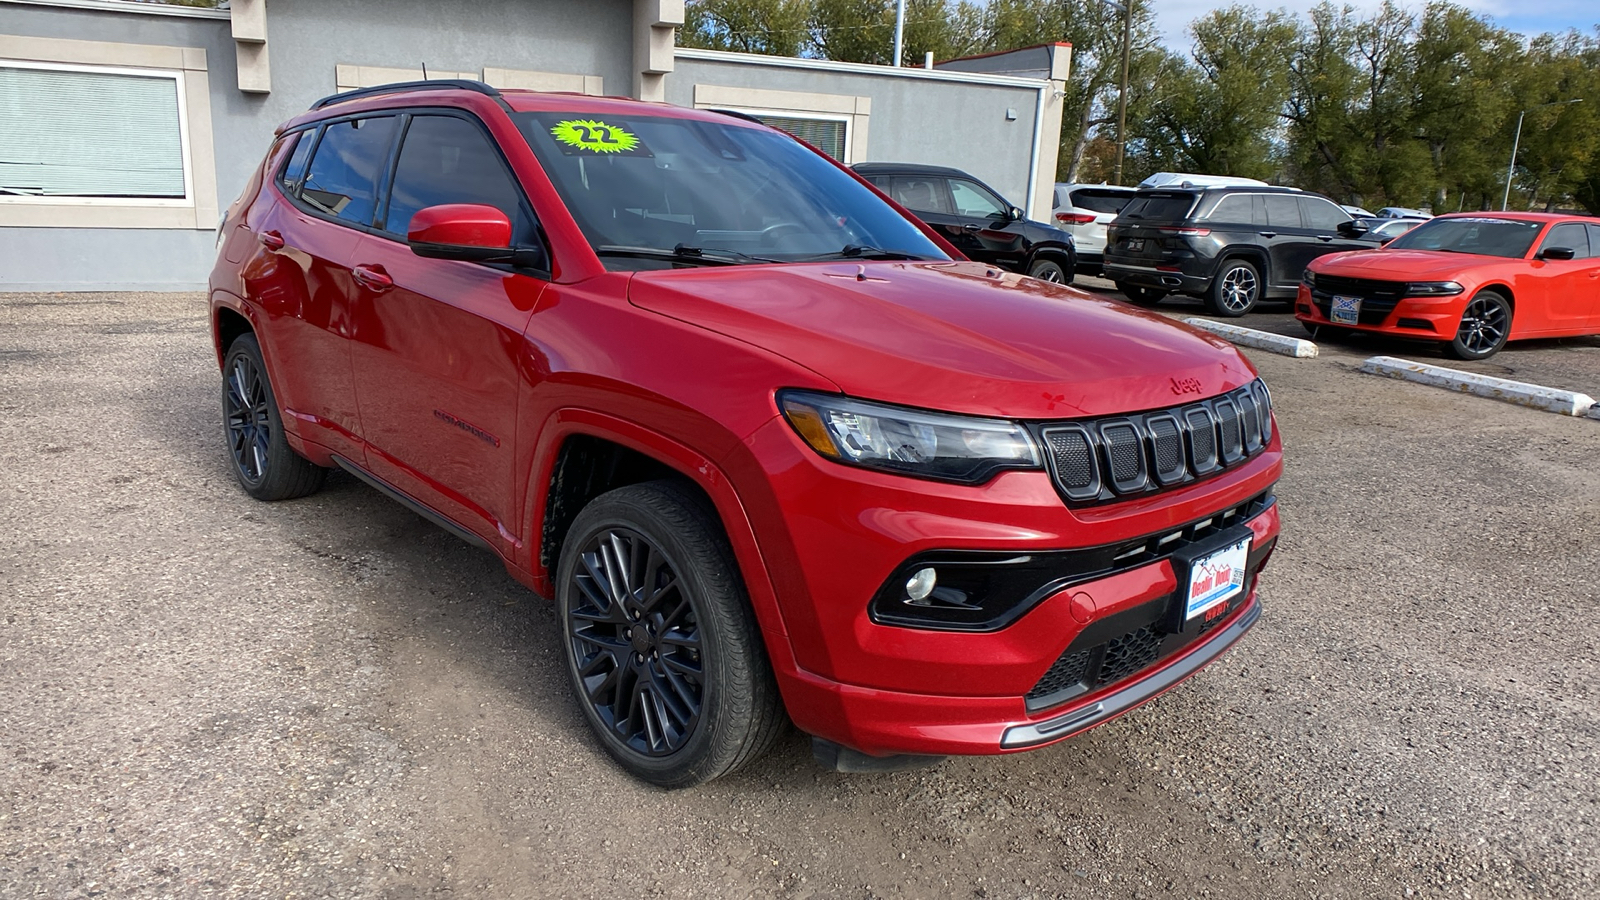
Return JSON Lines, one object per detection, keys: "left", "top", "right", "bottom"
{"left": 1051, "top": 182, "right": 1137, "bottom": 274}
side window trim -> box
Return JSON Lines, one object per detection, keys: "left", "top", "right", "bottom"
{"left": 373, "top": 106, "right": 543, "bottom": 247}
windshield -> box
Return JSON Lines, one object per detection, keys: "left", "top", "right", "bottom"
{"left": 1385, "top": 216, "right": 1545, "bottom": 259}
{"left": 512, "top": 111, "right": 948, "bottom": 270}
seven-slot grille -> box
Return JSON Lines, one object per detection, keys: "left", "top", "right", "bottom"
{"left": 1038, "top": 381, "right": 1272, "bottom": 504}
{"left": 1309, "top": 275, "right": 1407, "bottom": 325}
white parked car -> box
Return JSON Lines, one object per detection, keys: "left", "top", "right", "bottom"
{"left": 1137, "top": 172, "right": 1270, "bottom": 189}
{"left": 1376, "top": 206, "right": 1432, "bottom": 218}
{"left": 1341, "top": 204, "right": 1376, "bottom": 217}
{"left": 1051, "top": 182, "right": 1137, "bottom": 273}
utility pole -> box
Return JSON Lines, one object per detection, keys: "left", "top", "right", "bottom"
{"left": 1502, "top": 98, "right": 1582, "bottom": 211}
{"left": 1115, "top": 0, "right": 1131, "bottom": 186}
{"left": 1099, "top": 0, "right": 1134, "bottom": 186}
{"left": 893, "top": 0, "right": 907, "bottom": 68}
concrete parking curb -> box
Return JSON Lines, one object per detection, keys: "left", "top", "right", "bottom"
{"left": 1587, "top": 404, "right": 1600, "bottom": 421}
{"left": 1182, "top": 318, "right": 1319, "bottom": 358}
{"left": 1358, "top": 356, "right": 1598, "bottom": 416}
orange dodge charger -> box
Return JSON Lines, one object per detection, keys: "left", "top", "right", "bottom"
{"left": 1295, "top": 212, "right": 1600, "bottom": 359}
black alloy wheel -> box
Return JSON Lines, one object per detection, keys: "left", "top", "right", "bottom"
{"left": 1447, "top": 291, "right": 1511, "bottom": 360}
{"left": 567, "top": 525, "right": 705, "bottom": 757}
{"left": 220, "top": 334, "right": 325, "bottom": 501}
{"left": 1115, "top": 282, "right": 1167, "bottom": 307}
{"left": 1207, "top": 259, "right": 1261, "bottom": 317}
{"left": 557, "top": 481, "right": 785, "bottom": 787}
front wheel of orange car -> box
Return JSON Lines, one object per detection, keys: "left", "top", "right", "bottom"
{"left": 1446, "top": 291, "right": 1511, "bottom": 360}
{"left": 556, "top": 481, "right": 786, "bottom": 788}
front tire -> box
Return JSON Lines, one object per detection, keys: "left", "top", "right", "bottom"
{"left": 1206, "top": 259, "right": 1262, "bottom": 317}
{"left": 221, "top": 334, "right": 325, "bottom": 501}
{"left": 556, "top": 481, "right": 785, "bottom": 788}
{"left": 1446, "top": 291, "right": 1511, "bottom": 360}
{"left": 1028, "top": 256, "right": 1073, "bottom": 285}
{"left": 1116, "top": 282, "right": 1167, "bottom": 307}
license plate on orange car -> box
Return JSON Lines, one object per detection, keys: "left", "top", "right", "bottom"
{"left": 1331, "top": 294, "right": 1361, "bottom": 325}
{"left": 1185, "top": 538, "right": 1250, "bottom": 621}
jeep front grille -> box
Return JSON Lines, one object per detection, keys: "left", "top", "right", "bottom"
{"left": 1037, "top": 381, "right": 1272, "bottom": 504}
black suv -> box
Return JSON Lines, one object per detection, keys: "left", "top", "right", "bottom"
{"left": 853, "top": 162, "right": 1077, "bottom": 283}
{"left": 1102, "top": 185, "right": 1367, "bottom": 316}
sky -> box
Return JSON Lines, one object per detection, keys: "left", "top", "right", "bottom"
{"left": 1153, "top": 0, "right": 1600, "bottom": 48}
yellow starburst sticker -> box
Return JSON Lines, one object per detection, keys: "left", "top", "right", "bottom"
{"left": 550, "top": 119, "right": 641, "bottom": 154}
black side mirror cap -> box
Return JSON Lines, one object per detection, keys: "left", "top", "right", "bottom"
{"left": 1008, "top": 206, "right": 1025, "bottom": 222}
{"left": 1336, "top": 220, "right": 1366, "bottom": 236}
{"left": 1539, "top": 246, "right": 1576, "bottom": 261}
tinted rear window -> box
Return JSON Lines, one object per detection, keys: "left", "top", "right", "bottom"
{"left": 1118, "top": 192, "right": 1195, "bottom": 222}
{"left": 1069, "top": 188, "right": 1134, "bottom": 214}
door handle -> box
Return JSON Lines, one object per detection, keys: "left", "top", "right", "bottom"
{"left": 963, "top": 223, "right": 983, "bottom": 232}
{"left": 1317, "top": 235, "right": 1334, "bottom": 241}
{"left": 352, "top": 264, "right": 394, "bottom": 292}
{"left": 259, "top": 230, "right": 285, "bottom": 250}
{"left": 1257, "top": 231, "right": 1278, "bottom": 239}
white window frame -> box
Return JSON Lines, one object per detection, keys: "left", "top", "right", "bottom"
{"left": 723, "top": 107, "right": 853, "bottom": 163}
{"left": 0, "top": 34, "right": 216, "bottom": 229}
{"left": 1, "top": 59, "right": 194, "bottom": 209}
{"left": 691, "top": 83, "right": 871, "bottom": 165}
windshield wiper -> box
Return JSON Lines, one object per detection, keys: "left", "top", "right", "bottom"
{"left": 796, "top": 244, "right": 932, "bottom": 262}
{"left": 594, "top": 244, "right": 780, "bottom": 266}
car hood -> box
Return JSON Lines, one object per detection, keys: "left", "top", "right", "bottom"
{"left": 1313, "top": 249, "right": 1507, "bottom": 279}
{"left": 627, "top": 261, "right": 1257, "bottom": 419}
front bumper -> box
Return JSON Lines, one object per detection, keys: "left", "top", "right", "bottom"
{"left": 726, "top": 414, "right": 1283, "bottom": 758}
{"left": 1293, "top": 283, "right": 1462, "bottom": 336}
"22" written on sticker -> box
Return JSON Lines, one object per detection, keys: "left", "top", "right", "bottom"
{"left": 551, "top": 119, "right": 642, "bottom": 154}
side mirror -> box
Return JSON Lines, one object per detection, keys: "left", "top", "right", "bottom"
{"left": 408, "top": 203, "right": 544, "bottom": 269}
{"left": 1336, "top": 219, "right": 1366, "bottom": 237}
{"left": 1539, "top": 246, "right": 1576, "bottom": 261}
{"left": 1008, "top": 206, "right": 1026, "bottom": 222}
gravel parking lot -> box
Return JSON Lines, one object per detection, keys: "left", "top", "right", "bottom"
{"left": 2, "top": 290, "right": 1597, "bottom": 899}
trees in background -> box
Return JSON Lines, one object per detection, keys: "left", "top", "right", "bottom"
{"left": 684, "top": 0, "right": 1599, "bottom": 212}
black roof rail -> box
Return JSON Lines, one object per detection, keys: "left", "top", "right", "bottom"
{"left": 310, "top": 79, "right": 502, "bottom": 111}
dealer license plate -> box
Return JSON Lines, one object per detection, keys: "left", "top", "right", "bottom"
{"left": 1330, "top": 294, "right": 1361, "bottom": 325}
{"left": 1126, "top": 238, "right": 1145, "bottom": 251}
{"left": 1185, "top": 538, "right": 1250, "bottom": 621}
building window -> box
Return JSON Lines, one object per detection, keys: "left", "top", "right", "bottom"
{"left": 748, "top": 113, "right": 848, "bottom": 162}
{"left": 0, "top": 61, "right": 189, "bottom": 200}
{"left": 0, "top": 34, "right": 216, "bottom": 229}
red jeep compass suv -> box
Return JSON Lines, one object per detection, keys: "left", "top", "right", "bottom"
{"left": 209, "top": 81, "right": 1283, "bottom": 787}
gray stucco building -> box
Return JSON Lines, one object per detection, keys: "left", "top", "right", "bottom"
{"left": 0, "top": 0, "right": 1064, "bottom": 291}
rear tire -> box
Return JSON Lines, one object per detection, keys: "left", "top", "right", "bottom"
{"left": 1206, "top": 259, "right": 1262, "bottom": 317}
{"left": 556, "top": 480, "right": 786, "bottom": 788}
{"left": 1116, "top": 282, "right": 1167, "bottom": 307}
{"left": 1446, "top": 290, "right": 1511, "bottom": 360}
{"left": 221, "top": 334, "right": 326, "bottom": 501}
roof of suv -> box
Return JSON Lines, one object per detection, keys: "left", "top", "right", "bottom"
{"left": 280, "top": 79, "right": 766, "bottom": 133}
{"left": 851, "top": 162, "right": 973, "bottom": 178}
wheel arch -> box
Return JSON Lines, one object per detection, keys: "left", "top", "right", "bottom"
{"left": 1212, "top": 247, "right": 1270, "bottom": 286}
{"left": 1024, "top": 241, "right": 1076, "bottom": 269}
{"left": 525, "top": 410, "right": 796, "bottom": 669}
{"left": 210, "top": 291, "right": 258, "bottom": 368}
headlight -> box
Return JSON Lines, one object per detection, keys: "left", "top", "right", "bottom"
{"left": 778, "top": 390, "right": 1041, "bottom": 484}
{"left": 1301, "top": 269, "right": 1317, "bottom": 287}
{"left": 1405, "top": 281, "right": 1464, "bottom": 297}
